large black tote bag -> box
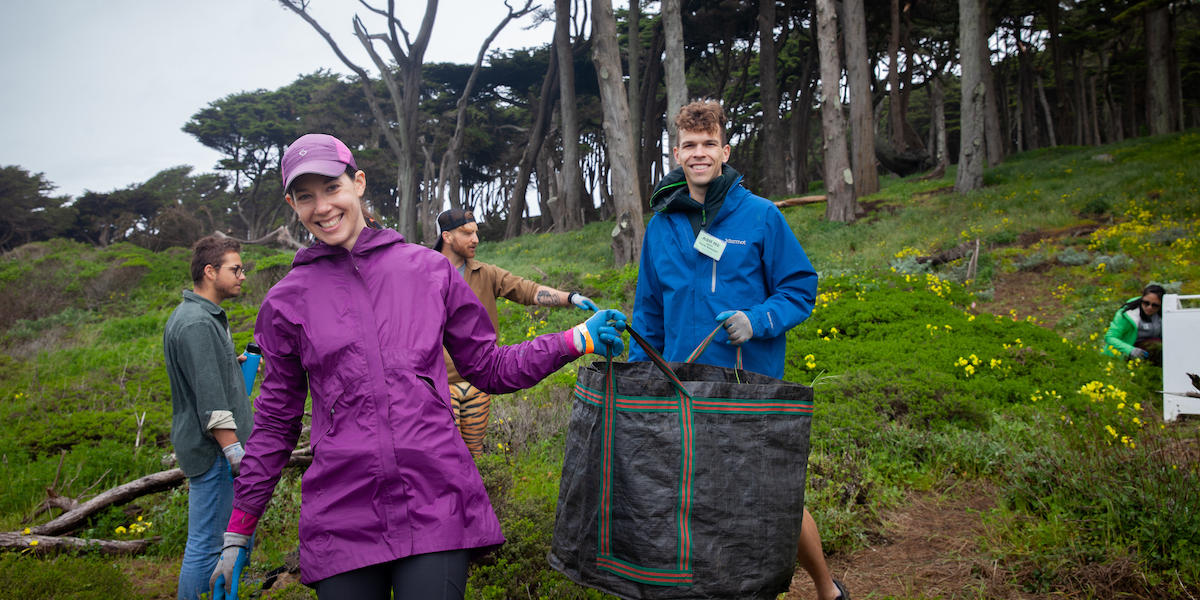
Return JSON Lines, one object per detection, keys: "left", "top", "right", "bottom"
{"left": 548, "top": 328, "right": 813, "bottom": 599}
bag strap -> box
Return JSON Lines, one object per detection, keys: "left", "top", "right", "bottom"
{"left": 625, "top": 326, "right": 692, "bottom": 399}
{"left": 684, "top": 325, "right": 744, "bottom": 373}
{"left": 627, "top": 325, "right": 743, "bottom": 388}
{"left": 599, "top": 336, "right": 695, "bottom": 581}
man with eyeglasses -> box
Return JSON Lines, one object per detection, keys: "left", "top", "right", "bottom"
{"left": 163, "top": 235, "right": 254, "bottom": 600}
{"left": 433, "top": 208, "right": 598, "bottom": 456}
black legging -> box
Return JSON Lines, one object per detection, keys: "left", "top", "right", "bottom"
{"left": 313, "top": 549, "right": 470, "bottom": 600}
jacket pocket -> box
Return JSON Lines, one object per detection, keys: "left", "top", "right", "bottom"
{"left": 310, "top": 397, "right": 343, "bottom": 452}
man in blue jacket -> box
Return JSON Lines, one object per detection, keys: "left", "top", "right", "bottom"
{"left": 629, "top": 100, "right": 847, "bottom": 600}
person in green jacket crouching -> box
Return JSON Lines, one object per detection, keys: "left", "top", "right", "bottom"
{"left": 1104, "top": 284, "right": 1165, "bottom": 364}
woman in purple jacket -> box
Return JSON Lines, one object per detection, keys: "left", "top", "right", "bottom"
{"left": 209, "top": 134, "right": 625, "bottom": 599}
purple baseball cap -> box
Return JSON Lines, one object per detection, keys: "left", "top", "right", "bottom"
{"left": 281, "top": 133, "right": 358, "bottom": 193}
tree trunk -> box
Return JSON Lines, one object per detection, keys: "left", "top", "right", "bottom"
{"left": 1016, "top": 22, "right": 1039, "bottom": 151}
{"left": 627, "top": 0, "right": 643, "bottom": 184}
{"left": 592, "top": 0, "right": 646, "bottom": 266}
{"left": 420, "top": 140, "right": 439, "bottom": 239}
{"left": 978, "top": 0, "right": 1004, "bottom": 166}
{"left": 537, "top": 148, "right": 556, "bottom": 231}
{"left": 1036, "top": 73, "right": 1058, "bottom": 147}
{"left": 887, "top": 0, "right": 906, "bottom": 153}
{"left": 1145, "top": 5, "right": 1174, "bottom": 135}
{"left": 957, "top": 0, "right": 986, "bottom": 193}
{"left": 505, "top": 52, "right": 559, "bottom": 239}
{"left": 929, "top": 74, "right": 948, "bottom": 168}
{"left": 554, "top": 0, "right": 585, "bottom": 230}
{"left": 815, "top": 0, "right": 855, "bottom": 223}
{"left": 843, "top": 0, "right": 877, "bottom": 197}
{"left": 639, "top": 26, "right": 665, "bottom": 186}
{"left": 1098, "top": 41, "right": 1124, "bottom": 143}
{"left": 662, "top": 0, "right": 688, "bottom": 166}
{"left": 790, "top": 42, "right": 817, "bottom": 194}
{"left": 352, "top": 5, "right": 437, "bottom": 243}
{"left": 1047, "top": 0, "right": 1073, "bottom": 146}
{"left": 442, "top": 2, "right": 532, "bottom": 213}
{"left": 1074, "top": 57, "right": 1089, "bottom": 145}
{"left": 758, "top": 0, "right": 786, "bottom": 197}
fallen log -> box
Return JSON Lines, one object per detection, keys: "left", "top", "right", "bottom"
{"left": 30, "top": 448, "right": 313, "bottom": 537}
{"left": 774, "top": 195, "right": 827, "bottom": 208}
{"left": 30, "top": 469, "right": 184, "bottom": 536}
{"left": 0, "top": 531, "right": 158, "bottom": 555}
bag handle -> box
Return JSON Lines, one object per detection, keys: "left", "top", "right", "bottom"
{"left": 684, "top": 325, "right": 744, "bottom": 373}
{"left": 624, "top": 326, "right": 692, "bottom": 399}
{"left": 624, "top": 325, "right": 744, "bottom": 389}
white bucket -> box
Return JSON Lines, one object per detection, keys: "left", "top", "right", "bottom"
{"left": 1162, "top": 294, "right": 1200, "bottom": 421}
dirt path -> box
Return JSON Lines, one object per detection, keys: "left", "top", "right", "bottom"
{"left": 786, "top": 481, "right": 1034, "bottom": 600}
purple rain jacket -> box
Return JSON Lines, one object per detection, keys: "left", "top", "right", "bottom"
{"left": 231, "top": 227, "right": 578, "bottom": 584}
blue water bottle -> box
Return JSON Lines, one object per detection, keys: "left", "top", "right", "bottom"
{"left": 241, "top": 342, "right": 261, "bottom": 397}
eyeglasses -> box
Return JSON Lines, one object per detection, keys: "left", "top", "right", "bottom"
{"left": 221, "top": 265, "right": 248, "bottom": 276}
{"left": 1141, "top": 300, "right": 1160, "bottom": 308}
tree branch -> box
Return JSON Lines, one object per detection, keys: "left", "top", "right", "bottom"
{"left": 0, "top": 532, "right": 158, "bottom": 555}
{"left": 29, "top": 448, "right": 313, "bottom": 537}
{"left": 278, "top": 1, "right": 402, "bottom": 160}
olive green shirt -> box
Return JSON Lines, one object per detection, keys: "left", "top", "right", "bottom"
{"left": 163, "top": 290, "right": 253, "bottom": 477}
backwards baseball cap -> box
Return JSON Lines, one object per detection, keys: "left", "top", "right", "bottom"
{"left": 281, "top": 133, "right": 358, "bottom": 194}
{"left": 432, "top": 208, "right": 476, "bottom": 252}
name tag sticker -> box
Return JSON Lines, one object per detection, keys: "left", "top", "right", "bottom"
{"left": 693, "top": 230, "right": 726, "bottom": 261}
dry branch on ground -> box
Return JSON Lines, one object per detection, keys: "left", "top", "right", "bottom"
{"left": 774, "top": 195, "right": 827, "bottom": 208}
{"left": 0, "top": 531, "right": 158, "bottom": 555}
{"left": 19, "top": 446, "right": 312, "bottom": 543}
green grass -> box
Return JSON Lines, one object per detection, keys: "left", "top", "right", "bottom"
{"left": 1, "top": 131, "right": 1198, "bottom": 597}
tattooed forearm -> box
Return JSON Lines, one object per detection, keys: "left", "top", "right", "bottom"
{"left": 536, "top": 289, "right": 560, "bottom": 306}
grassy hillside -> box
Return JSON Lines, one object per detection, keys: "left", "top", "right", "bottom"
{"left": 1, "top": 131, "right": 1198, "bottom": 599}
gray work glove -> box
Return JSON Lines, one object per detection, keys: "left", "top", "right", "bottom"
{"left": 221, "top": 442, "right": 245, "bottom": 476}
{"left": 715, "top": 310, "right": 753, "bottom": 345}
{"left": 209, "top": 532, "right": 251, "bottom": 599}
{"left": 1129, "top": 347, "right": 1149, "bottom": 359}
{"left": 568, "top": 292, "right": 599, "bottom": 312}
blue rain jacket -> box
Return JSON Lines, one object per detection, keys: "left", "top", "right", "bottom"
{"left": 629, "top": 167, "right": 817, "bottom": 378}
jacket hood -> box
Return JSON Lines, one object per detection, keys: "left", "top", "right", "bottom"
{"left": 649, "top": 164, "right": 742, "bottom": 213}
{"left": 293, "top": 226, "right": 406, "bottom": 267}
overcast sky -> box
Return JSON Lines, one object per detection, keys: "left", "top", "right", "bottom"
{"left": 0, "top": 0, "right": 555, "bottom": 198}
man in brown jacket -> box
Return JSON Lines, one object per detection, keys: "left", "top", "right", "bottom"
{"left": 434, "top": 208, "right": 597, "bottom": 456}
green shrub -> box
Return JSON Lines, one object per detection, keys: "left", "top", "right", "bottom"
{"left": 0, "top": 553, "right": 136, "bottom": 600}
{"left": 1055, "top": 247, "right": 1092, "bottom": 266}
{"left": 1091, "top": 252, "right": 1133, "bottom": 272}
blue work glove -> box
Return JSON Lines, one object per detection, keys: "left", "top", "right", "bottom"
{"left": 1129, "top": 347, "right": 1149, "bottom": 359}
{"left": 221, "top": 442, "right": 245, "bottom": 477}
{"left": 209, "top": 532, "right": 251, "bottom": 599}
{"left": 715, "top": 310, "right": 753, "bottom": 345}
{"left": 568, "top": 291, "right": 599, "bottom": 312}
{"left": 572, "top": 309, "right": 627, "bottom": 356}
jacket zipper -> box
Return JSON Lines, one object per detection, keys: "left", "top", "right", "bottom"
{"left": 711, "top": 260, "right": 717, "bottom": 293}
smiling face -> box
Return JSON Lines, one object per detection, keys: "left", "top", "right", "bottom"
{"left": 673, "top": 126, "right": 731, "bottom": 202}
{"left": 285, "top": 171, "right": 368, "bottom": 251}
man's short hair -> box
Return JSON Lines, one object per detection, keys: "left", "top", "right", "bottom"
{"left": 675, "top": 100, "right": 727, "bottom": 142}
{"left": 190, "top": 236, "right": 242, "bottom": 284}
